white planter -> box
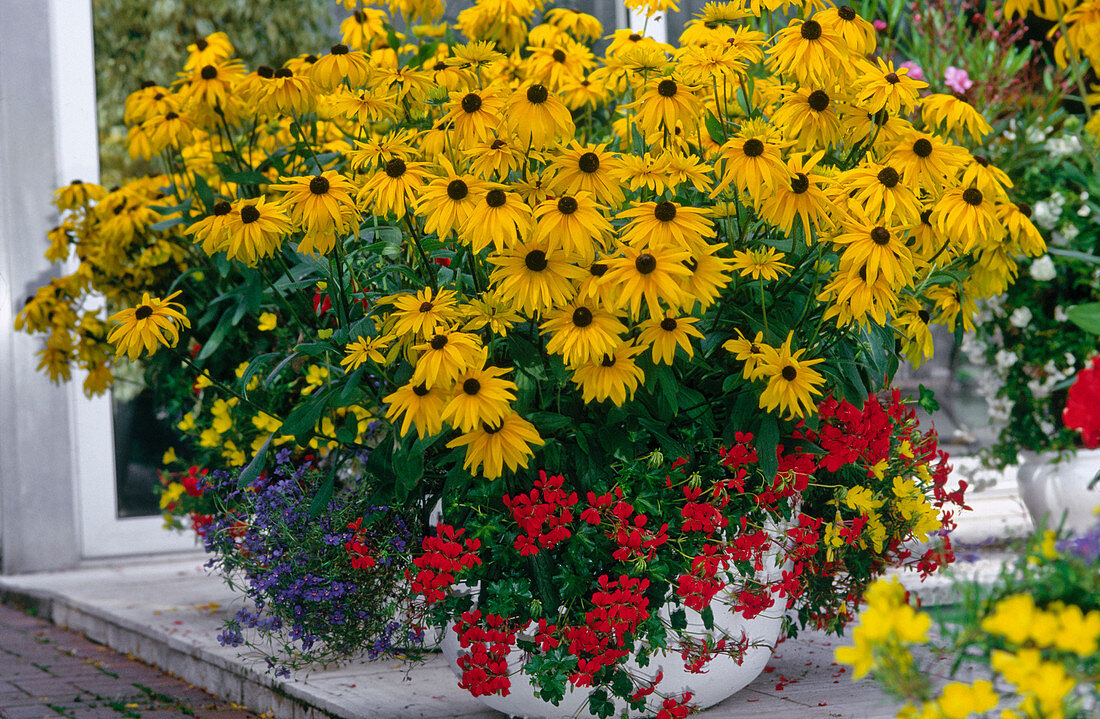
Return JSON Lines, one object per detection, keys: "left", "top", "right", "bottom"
{"left": 440, "top": 548, "right": 789, "bottom": 719}
{"left": 1016, "top": 448, "right": 1100, "bottom": 535}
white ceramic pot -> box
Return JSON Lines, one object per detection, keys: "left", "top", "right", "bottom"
{"left": 440, "top": 548, "right": 788, "bottom": 719}
{"left": 1016, "top": 448, "right": 1100, "bottom": 535}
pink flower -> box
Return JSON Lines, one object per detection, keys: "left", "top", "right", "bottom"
{"left": 873, "top": 19, "right": 887, "bottom": 31}
{"left": 944, "top": 66, "right": 974, "bottom": 94}
{"left": 1064, "top": 356, "right": 1100, "bottom": 449}
{"left": 899, "top": 61, "right": 925, "bottom": 82}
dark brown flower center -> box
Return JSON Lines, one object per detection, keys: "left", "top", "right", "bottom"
{"left": 552, "top": 49, "right": 567, "bottom": 63}
{"left": 134, "top": 305, "right": 153, "bottom": 320}
{"left": 871, "top": 227, "right": 891, "bottom": 245}
{"left": 240, "top": 205, "right": 260, "bottom": 223}
{"left": 354, "top": 9, "right": 366, "bottom": 22}
{"left": 962, "top": 187, "right": 983, "bottom": 206}
{"left": 974, "top": 154, "right": 990, "bottom": 167}
{"left": 1017, "top": 201, "right": 1032, "bottom": 218}
{"left": 200, "top": 65, "right": 217, "bottom": 80}
{"left": 482, "top": 420, "right": 502, "bottom": 434}
{"left": 413, "top": 383, "right": 430, "bottom": 396}
{"left": 196, "top": 38, "right": 208, "bottom": 50}
{"left": 877, "top": 167, "right": 900, "bottom": 188}
{"left": 485, "top": 189, "right": 507, "bottom": 207}
{"left": 590, "top": 263, "right": 608, "bottom": 277}
{"left": 434, "top": 61, "right": 447, "bottom": 71}
{"left": 629, "top": 33, "right": 642, "bottom": 41}
{"left": 557, "top": 196, "right": 578, "bottom": 215}
{"left": 331, "top": 44, "right": 349, "bottom": 55}
{"left": 635, "top": 253, "right": 657, "bottom": 274}
{"left": 572, "top": 306, "right": 593, "bottom": 327}
{"left": 304, "top": 54, "right": 318, "bottom": 63}
{"left": 800, "top": 20, "right": 822, "bottom": 40}
{"left": 430, "top": 334, "right": 448, "bottom": 350}
{"left": 526, "top": 84, "right": 549, "bottom": 103}
{"left": 525, "top": 250, "right": 548, "bottom": 271}
{"left": 912, "top": 138, "right": 933, "bottom": 157}
{"left": 140, "top": 80, "right": 156, "bottom": 89}
{"left": 807, "top": 90, "right": 830, "bottom": 112}
{"left": 461, "top": 92, "right": 483, "bottom": 113}
{"left": 213, "top": 201, "right": 232, "bottom": 216}
{"left": 872, "top": 109, "right": 890, "bottom": 125}
{"left": 447, "top": 179, "right": 468, "bottom": 200}
{"left": 918, "top": 309, "right": 930, "bottom": 323}
{"left": 600, "top": 354, "right": 616, "bottom": 367}
{"left": 490, "top": 139, "right": 506, "bottom": 150}
{"left": 309, "top": 175, "right": 330, "bottom": 194}
{"left": 657, "top": 79, "right": 677, "bottom": 97}
{"left": 781, "top": 365, "right": 797, "bottom": 381}
{"left": 885, "top": 72, "right": 900, "bottom": 84}
{"left": 462, "top": 378, "right": 481, "bottom": 395}
{"left": 419, "top": 301, "right": 433, "bottom": 312}
{"left": 165, "top": 111, "right": 179, "bottom": 120}
{"left": 838, "top": 5, "right": 856, "bottom": 20}
{"left": 743, "top": 138, "right": 764, "bottom": 157}
{"left": 660, "top": 317, "right": 677, "bottom": 331}
{"left": 274, "top": 68, "right": 293, "bottom": 79}
{"left": 257, "top": 65, "right": 274, "bottom": 79}
{"left": 385, "top": 158, "right": 407, "bottom": 178}
{"left": 790, "top": 173, "right": 810, "bottom": 194}
{"left": 654, "top": 201, "right": 677, "bottom": 221}
{"left": 578, "top": 152, "right": 600, "bottom": 173}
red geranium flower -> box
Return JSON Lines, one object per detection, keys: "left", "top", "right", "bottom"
{"left": 1063, "top": 356, "right": 1100, "bottom": 449}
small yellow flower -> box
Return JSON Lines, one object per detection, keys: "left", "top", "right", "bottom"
{"left": 302, "top": 365, "right": 329, "bottom": 395}
{"left": 258, "top": 312, "right": 277, "bottom": 331}
{"left": 162, "top": 447, "right": 178, "bottom": 465}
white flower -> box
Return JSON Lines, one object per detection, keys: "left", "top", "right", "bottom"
{"left": 1078, "top": 204, "right": 1091, "bottom": 217}
{"left": 995, "top": 349, "right": 1019, "bottom": 370}
{"left": 1044, "top": 135, "right": 1082, "bottom": 159}
{"left": 1061, "top": 223, "right": 1080, "bottom": 241}
{"left": 1010, "top": 306, "right": 1033, "bottom": 328}
{"left": 1066, "top": 352, "right": 1077, "bottom": 366}
{"left": 989, "top": 397, "right": 1014, "bottom": 425}
{"left": 1028, "top": 254, "right": 1056, "bottom": 281}
{"left": 1031, "top": 200, "right": 1061, "bottom": 230}
{"left": 1039, "top": 420, "right": 1055, "bottom": 435}
{"left": 1026, "top": 125, "right": 1049, "bottom": 144}
{"left": 1055, "top": 305, "right": 1069, "bottom": 322}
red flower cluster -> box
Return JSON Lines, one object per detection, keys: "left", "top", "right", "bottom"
{"left": 502, "top": 470, "right": 578, "bottom": 556}
{"left": 1064, "top": 356, "right": 1100, "bottom": 448}
{"left": 562, "top": 574, "right": 651, "bottom": 686}
{"left": 718, "top": 432, "right": 757, "bottom": 492}
{"left": 656, "top": 692, "right": 695, "bottom": 719}
{"left": 344, "top": 517, "right": 376, "bottom": 569}
{"left": 681, "top": 485, "right": 729, "bottom": 535}
{"left": 409, "top": 523, "right": 481, "bottom": 603}
{"left": 181, "top": 465, "right": 208, "bottom": 497}
{"left": 676, "top": 543, "right": 727, "bottom": 611}
{"left": 453, "top": 610, "right": 515, "bottom": 697}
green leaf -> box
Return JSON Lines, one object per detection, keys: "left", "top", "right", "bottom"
{"left": 704, "top": 112, "right": 725, "bottom": 144}
{"left": 701, "top": 605, "right": 715, "bottom": 630}
{"left": 149, "top": 216, "right": 189, "bottom": 232}
{"left": 224, "top": 170, "right": 268, "bottom": 186}
{"left": 264, "top": 352, "right": 301, "bottom": 387}
{"left": 918, "top": 384, "right": 940, "bottom": 413}
{"left": 669, "top": 607, "right": 687, "bottom": 631}
{"left": 309, "top": 464, "right": 336, "bottom": 517}
{"left": 239, "top": 352, "right": 281, "bottom": 393}
{"left": 196, "top": 308, "right": 239, "bottom": 362}
{"left": 1067, "top": 303, "right": 1100, "bottom": 335}
{"left": 756, "top": 414, "right": 779, "bottom": 480}
{"left": 191, "top": 172, "right": 216, "bottom": 214}
{"left": 237, "top": 434, "right": 273, "bottom": 487}
{"left": 279, "top": 392, "right": 330, "bottom": 443}
{"left": 1047, "top": 247, "right": 1100, "bottom": 266}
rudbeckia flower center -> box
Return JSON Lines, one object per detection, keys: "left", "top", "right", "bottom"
{"left": 635, "top": 253, "right": 657, "bottom": 274}
{"left": 257, "top": 65, "right": 274, "bottom": 79}
{"left": 135, "top": 305, "right": 154, "bottom": 320}
{"left": 413, "top": 383, "right": 430, "bottom": 396}
{"left": 885, "top": 72, "right": 900, "bottom": 84}
{"left": 1017, "top": 202, "right": 1032, "bottom": 217}
{"left": 490, "top": 139, "right": 507, "bottom": 150}
{"left": 682, "top": 256, "right": 699, "bottom": 272}
{"left": 782, "top": 365, "right": 797, "bottom": 380}
{"left": 195, "top": 38, "right": 208, "bottom": 50}
{"left": 871, "top": 109, "right": 890, "bottom": 125}
{"left": 807, "top": 90, "right": 830, "bottom": 112}
{"left": 482, "top": 420, "right": 502, "bottom": 434}
{"left": 912, "top": 138, "right": 933, "bottom": 157}
{"left": 743, "top": 139, "right": 764, "bottom": 157}
{"left": 485, "top": 189, "right": 507, "bottom": 207}
{"left": 354, "top": 9, "right": 366, "bottom": 22}
{"left": 434, "top": 61, "right": 447, "bottom": 72}
{"left": 918, "top": 309, "right": 931, "bottom": 323}
{"left": 654, "top": 201, "right": 677, "bottom": 221}
{"left": 274, "top": 68, "right": 293, "bottom": 79}
{"left": 552, "top": 49, "right": 567, "bottom": 63}
{"left": 800, "top": 20, "right": 822, "bottom": 40}
{"left": 213, "top": 201, "right": 232, "bottom": 216}
{"left": 572, "top": 307, "right": 593, "bottom": 327}
{"left": 461, "top": 93, "right": 483, "bottom": 113}
{"left": 590, "top": 262, "right": 608, "bottom": 277}
{"left": 525, "top": 250, "right": 548, "bottom": 271}
{"left": 871, "top": 227, "right": 891, "bottom": 245}
{"left": 140, "top": 80, "right": 156, "bottom": 89}
{"left": 240, "top": 205, "right": 261, "bottom": 224}
{"left": 330, "top": 44, "right": 349, "bottom": 55}
{"left": 657, "top": 80, "right": 678, "bottom": 97}
{"left": 309, "top": 175, "right": 330, "bottom": 194}
{"left": 578, "top": 152, "right": 600, "bottom": 173}
{"left": 419, "top": 301, "right": 434, "bottom": 312}
{"left": 838, "top": 5, "right": 856, "bottom": 20}
{"left": 962, "top": 188, "right": 984, "bottom": 206}
{"left": 430, "top": 334, "right": 448, "bottom": 350}
{"left": 600, "top": 354, "right": 616, "bottom": 367}
{"left": 558, "top": 196, "right": 578, "bottom": 215}
{"left": 973, "top": 154, "right": 990, "bottom": 167}
{"left": 877, "top": 167, "right": 900, "bottom": 188}
{"left": 526, "top": 84, "right": 549, "bottom": 103}
{"left": 447, "top": 179, "right": 469, "bottom": 200}
{"left": 200, "top": 65, "right": 217, "bottom": 80}
{"left": 304, "top": 54, "right": 318, "bottom": 63}
{"left": 790, "top": 173, "right": 810, "bottom": 194}
{"left": 629, "top": 33, "right": 642, "bottom": 41}
{"left": 385, "top": 158, "right": 407, "bottom": 178}
{"left": 165, "top": 111, "right": 179, "bottom": 120}
{"left": 463, "top": 378, "right": 481, "bottom": 395}
{"left": 920, "top": 209, "right": 933, "bottom": 224}
{"left": 660, "top": 317, "right": 677, "bottom": 331}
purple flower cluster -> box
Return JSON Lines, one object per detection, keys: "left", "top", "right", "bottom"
{"left": 1057, "top": 520, "right": 1100, "bottom": 563}
{"left": 202, "top": 451, "right": 420, "bottom": 671}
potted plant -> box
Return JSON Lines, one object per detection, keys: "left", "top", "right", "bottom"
{"left": 18, "top": 0, "right": 1027, "bottom": 712}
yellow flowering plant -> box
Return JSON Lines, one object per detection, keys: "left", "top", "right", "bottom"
{"left": 15, "top": 0, "right": 1034, "bottom": 705}
{"left": 837, "top": 524, "right": 1100, "bottom": 719}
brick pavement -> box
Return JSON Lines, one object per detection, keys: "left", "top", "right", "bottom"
{"left": 0, "top": 603, "right": 260, "bottom": 719}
